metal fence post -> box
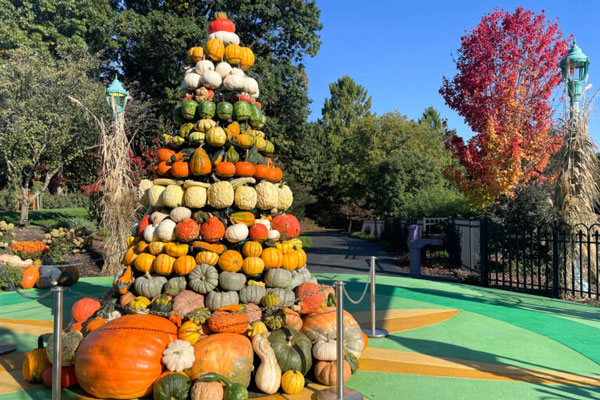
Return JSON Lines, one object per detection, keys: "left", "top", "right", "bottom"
{"left": 317, "top": 282, "right": 363, "bottom": 400}
{"left": 479, "top": 217, "right": 489, "bottom": 287}
{"left": 52, "top": 286, "right": 65, "bottom": 400}
{"left": 362, "top": 257, "right": 388, "bottom": 338}
{"left": 552, "top": 221, "right": 560, "bottom": 298}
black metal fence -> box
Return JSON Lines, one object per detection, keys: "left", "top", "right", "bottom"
{"left": 482, "top": 220, "right": 600, "bottom": 299}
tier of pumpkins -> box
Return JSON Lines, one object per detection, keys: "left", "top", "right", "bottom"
{"left": 21, "top": 13, "right": 367, "bottom": 400}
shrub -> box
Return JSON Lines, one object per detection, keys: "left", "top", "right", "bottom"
{"left": 52, "top": 217, "right": 97, "bottom": 233}
{"left": 40, "top": 191, "right": 90, "bottom": 209}
{"left": 0, "top": 264, "right": 23, "bottom": 291}
{"left": 0, "top": 189, "right": 17, "bottom": 211}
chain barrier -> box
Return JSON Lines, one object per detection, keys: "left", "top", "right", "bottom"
{"left": 342, "top": 274, "right": 371, "bottom": 304}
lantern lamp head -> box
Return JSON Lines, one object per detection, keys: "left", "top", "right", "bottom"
{"left": 560, "top": 41, "right": 590, "bottom": 106}
{"left": 105, "top": 77, "right": 128, "bottom": 115}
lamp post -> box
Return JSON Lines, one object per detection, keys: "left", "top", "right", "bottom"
{"left": 105, "top": 77, "right": 128, "bottom": 125}
{"left": 560, "top": 41, "right": 590, "bottom": 114}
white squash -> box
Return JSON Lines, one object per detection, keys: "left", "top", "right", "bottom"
{"left": 184, "top": 72, "right": 202, "bottom": 90}
{"left": 143, "top": 225, "right": 158, "bottom": 243}
{"left": 252, "top": 332, "right": 281, "bottom": 394}
{"left": 149, "top": 185, "right": 166, "bottom": 207}
{"left": 230, "top": 67, "right": 245, "bottom": 77}
{"left": 278, "top": 184, "right": 293, "bottom": 211}
{"left": 156, "top": 219, "right": 177, "bottom": 241}
{"left": 194, "top": 60, "right": 214, "bottom": 75}
{"left": 215, "top": 62, "right": 232, "bottom": 78}
{"left": 223, "top": 73, "right": 246, "bottom": 91}
{"left": 209, "top": 31, "right": 240, "bottom": 46}
{"left": 224, "top": 223, "right": 249, "bottom": 243}
{"left": 244, "top": 77, "right": 259, "bottom": 97}
{"left": 268, "top": 229, "right": 280, "bottom": 242}
{"left": 312, "top": 339, "right": 337, "bottom": 361}
{"left": 170, "top": 206, "right": 192, "bottom": 223}
{"left": 184, "top": 186, "right": 207, "bottom": 208}
{"left": 202, "top": 70, "right": 222, "bottom": 90}
{"left": 162, "top": 340, "right": 195, "bottom": 372}
{"left": 151, "top": 210, "right": 169, "bottom": 226}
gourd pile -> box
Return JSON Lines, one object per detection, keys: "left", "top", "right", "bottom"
{"left": 21, "top": 13, "right": 367, "bottom": 400}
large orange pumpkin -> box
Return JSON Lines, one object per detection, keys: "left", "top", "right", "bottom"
{"left": 185, "top": 333, "right": 254, "bottom": 387}
{"left": 21, "top": 266, "right": 39, "bottom": 289}
{"left": 71, "top": 298, "right": 101, "bottom": 322}
{"left": 74, "top": 314, "right": 177, "bottom": 399}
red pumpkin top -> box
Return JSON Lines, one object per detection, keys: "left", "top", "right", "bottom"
{"left": 271, "top": 214, "right": 300, "bottom": 239}
{"left": 209, "top": 12, "right": 235, "bottom": 33}
{"left": 71, "top": 297, "right": 101, "bottom": 322}
{"left": 138, "top": 214, "right": 151, "bottom": 236}
{"left": 200, "top": 216, "right": 226, "bottom": 243}
{"left": 249, "top": 223, "right": 269, "bottom": 241}
{"left": 175, "top": 219, "right": 200, "bottom": 242}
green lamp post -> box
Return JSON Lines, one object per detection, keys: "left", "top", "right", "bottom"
{"left": 560, "top": 41, "right": 590, "bottom": 112}
{"left": 105, "top": 77, "right": 128, "bottom": 117}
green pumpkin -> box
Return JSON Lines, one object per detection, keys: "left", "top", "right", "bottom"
{"left": 197, "top": 101, "right": 216, "bottom": 119}
{"left": 264, "top": 269, "right": 292, "bottom": 288}
{"left": 164, "top": 276, "right": 187, "bottom": 296}
{"left": 261, "top": 293, "right": 280, "bottom": 307}
{"left": 219, "top": 271, "right": 246, "bottom": 291}
{"left": 239, "top": 284, "right": 266, "bottom": 304}
{"left": 188, "top": 264, "right": 219, "bottom": 294}
{"left": 173, "top": 105, "right": 185, "bottom": 125}
{"left": 345, "top": 352, "right": 359, "bottom": 374}
{"left": 152, "top": 294, "right": 173, "bottom": 313}
{"left": 179, "top": 122, "right": 195, "bottom": 138}
{"left": 188, "top": 131, "right": 206, "bottom": 146}
{"left": 226, "top": 146, "right": 240, "bottom": 163}
{"left": 233, "top": 101, "right": 252, "bottom": 121}
{"left": 262, "top": 140, "right": 275, "bottom": 155}
{"left": 199, "top": 372, "right": 248, "bottom": 400}
{"left": 266, "top": 288, "right": 295, "bottom": 307}
{"left": 217, "top": 101, "right": 233, "bottom": 120}
{"left": 248, "top": 104, "right": 263, "bottom": 128}
{"left": 192, "top": 210, "right": 211, "bottom": 224}
{"left": 154, "top": 372, "right": 190, "bottom": 400}
{"left": 268, "top": 327, "right": 313, "bottom": 375}
{"left": 263, "top": 308, "right": 285, "bottom": 330}
{"left": 181, "top": 99, "right": 198, "bottom": 120}
{"left": 206, "top": 290, "right": 239, "bottom": 311}
{"left": 133, "top": 275, "right": 167, "bottom": 298}
{"left": 188, "top": 307, "right": 211, "bottom": 324}
{"left": 97, "top": 297, "right": 117, "bottom": 318}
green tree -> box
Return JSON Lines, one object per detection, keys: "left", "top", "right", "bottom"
{"left": 0, "top": 46, "right": 106, "bottom": 222}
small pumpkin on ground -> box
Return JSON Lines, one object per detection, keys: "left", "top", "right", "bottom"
{"left": 314, "top": 360, "right": 351, "bottom": 386}
{"left": 22, "top": 339, "right": 51, "bottom": 383}
{"left": 281, "top": 369, "right": 304, "bottom": 395}
{"left": 153, "top": 370, "right": 191, "bottom": 400}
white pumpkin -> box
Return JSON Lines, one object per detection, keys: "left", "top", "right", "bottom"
{"left": 143, "top": 225, "right": 158, "bottom": 243}
{"left": 209, "top": 31, "right": 240, "bottom": 46}
{"left": 162, "top": 340, "right": 195, "bottom": 372}
{"left": 151, "top": 210, "right": 169, "bottom": 226}
{"left": 184, "top": 72, "right": 202, "bottom": 90}
{"left": 202, "top": 70, "right": 222, "bottom": 90}
{"left": 107, "top": 310, "right": 122, "bottom": 322}
{"left": 230, "top": 67, "right": 245, "bottom": 77}
{"left": 184, "top": 67, "right": 194, "bottom": 75}
{"left": 268, "top": 229, "right": 280, "bottom": 242}
{"left": 156, "top": 219, "right": 177, "bottom": 241}
{"left": 170, "top": 206, "right": 192, "bottom": 223}
{"left": 194, "top": 60, "right": 214, "bottom": 75}
{"left": 215, "top": 62, "right": 232, "bottom": 78}
{"left": 225, "top": 223, "right": 249, "bottom": 243}
{"left": 251, "top": 88, "right": 260, "bottom": 99}
{"left": 312, "top": 339, "right": 337, "bottom": 361}
{"left": 223, "top": 73, "right": 246, "bottom": 91}
{"left": 244, "top": 77, "right": 259, "bottom": 97}
{"left": 255, "top": 218, "right": 271, "bottom": 230}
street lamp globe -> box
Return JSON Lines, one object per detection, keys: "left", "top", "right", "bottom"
{"left": 105, "top": 77, "right": 128, "bottom": 116}
{"left": 560, "top": 41, "right": 590, "bottom": 108}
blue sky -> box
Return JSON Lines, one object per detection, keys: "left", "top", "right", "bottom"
{"left": 304, "top": 0, "right": 600, "bottom": 142}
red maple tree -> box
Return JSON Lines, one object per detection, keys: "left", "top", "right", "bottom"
{"left": 440, "top": 7, "right": 570, "bottom": 208}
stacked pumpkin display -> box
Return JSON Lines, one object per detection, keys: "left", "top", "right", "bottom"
{"left": 21, "top": 13, "right": 367, "bottom": 400}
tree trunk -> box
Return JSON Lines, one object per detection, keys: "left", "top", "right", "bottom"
{"left": 19, "top": 198, "right": 30, "bottom": 225}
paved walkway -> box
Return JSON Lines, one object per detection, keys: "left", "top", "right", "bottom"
{"left": 306, "top": 230, "right": 403, "bottom": 275}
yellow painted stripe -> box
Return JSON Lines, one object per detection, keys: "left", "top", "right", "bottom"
{"left": 0, "top": 370, "right": 37, "bottom": 395}
{"left": 353, "top": 309, "right": 460, "bottom": 333}
{"left": 0, "top": 318, "right": 53, "bottom": 337}
{"left": 360, "top": 347, "right": 600, "bottom": 386}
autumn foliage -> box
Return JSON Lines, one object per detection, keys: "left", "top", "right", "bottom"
{"left": 440, "top": 7, "right": 570, "bottom": 208}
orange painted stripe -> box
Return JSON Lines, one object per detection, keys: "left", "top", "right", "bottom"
{"left": 360, "top": 347, "right": 600, "bottom": 386}
{"left": 353, "top": 309, "right": 460, "bottom": 334}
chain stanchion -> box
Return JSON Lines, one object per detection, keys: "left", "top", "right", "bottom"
{"left": 362, "top": 256, "right": 388, "bottom": 338}
{"left": 51, "top": 286, "right": 65, "bottom": 400}
{"left": 317, "top": 281, "right": 363, "bottom": 400}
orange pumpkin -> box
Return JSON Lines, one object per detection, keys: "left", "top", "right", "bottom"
{"left": 192, "top": 241, "right": 226, "bottom": 254}
{"left": 224, "top": 44, "right": 243, "bottom": 65}
{"left": 200, "top": 216, "right": 226, "bottom": 243}
{"left": 156, "top": 161, "right": 172, "bottom": 176}
{"left": 113, "top": 265, "right": 134, "bottom": 295}
{"left": 158, "top": 148, "right": 176, "bottom": 162}
{"left": 195, "top": 251, "right": 219, "bottom": 266}
{"left": 171, "top": 161, "right": 190, "bottom": 178}
{"left": 134, "top": 252, "right": 156, "bottom": 273}
{"left": 283, "top": 307, "right": 303, "bottom": 330}
{"left": 84, "top": 317, "right": 107, "bottom": 333}
{"left": 21, "top": 266, "right": 39, "bottom": 289}
{"left": 71, "top": 298, "right": 101, "bottom": 322}
{"left": 235, "top": 161, "right": 255, "bottom": 177}
{"left": 205, "top": 39, "right": 225, "bottom": 61}
{"left": 153, "top": 253, "right": 176, "bottom": 275}
{"left": 190, "top": 148, "right": 212, "bottom": 176}
{"left": 242, "top": 241, "right": 262, "bottom": 257}
{"left": 267, "top": 167, "right": 283, "bottom": 183}
{"left": 187, "top": 46, "right": 204, "bottom": 63}
{"left": 185, "top": 333, "right": 254, "bottom": 387}
{"left": 261, "top": 247, "right": 283, "bottom": 268}
{"left": 282, "top": 251, "right": 300, "bottom": 271}
{"left": 215, "top": 161, "right": 236, "bottom": 178}
{"left": 314, "top": 360, "right": 351, "bottom": 386}
{"left": 207, "top": 305, "right": 249, "bottom": 334}
{"left": 175, "top": 219, "right": 200, "bottom": 242}
{"left": 74, "top": 315, "right": 177, "bottom": 399}
{"left": 22, "top": 346, "right": 51, "bottom": 383}
{"left": 239, "top": 47, "right": 255, "bottom": 70}
{"left": 218, "top": 250, "right": 243, "bottom": 272}
{"left": 361, "top": 331, "right": 369, "bottom": 352}
{"left": 253, "top": 164, "right": 270, "bottom": 180}
{"left": 173, "top": 255, "right": 197, "bottom": 275}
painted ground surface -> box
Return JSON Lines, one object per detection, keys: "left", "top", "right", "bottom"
{"left": 2, "top": 274, "right": 600, "bottom": 400}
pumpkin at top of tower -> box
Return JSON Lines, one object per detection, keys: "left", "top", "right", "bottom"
{"left": 209, "top": 12, "right": 236, "bottom": 34}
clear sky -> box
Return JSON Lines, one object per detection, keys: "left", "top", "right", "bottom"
{"left": 305, "top": 0, "right": 600, "bottom": 142}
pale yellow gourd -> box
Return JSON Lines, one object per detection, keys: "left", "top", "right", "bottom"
{"left": 252, "top": 332, "right": 281, "bottom": 394}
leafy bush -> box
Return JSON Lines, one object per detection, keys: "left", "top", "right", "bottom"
{"left": 40, "top": 191, "right": 90, "bottom": 209}
{"left": 0, "top": 220, "right": 15, "bottom": 249}
{"left": 0, "top": 264, "right": 23, "bottom": 290}
{"left": 44, "top": 223, "right": 95, "bottom": 261}
{"left": 52, "top": 217, "right": 97, "bottom": 233}
{"left": 0, "top": 189, "right": 17, "bottom": 211}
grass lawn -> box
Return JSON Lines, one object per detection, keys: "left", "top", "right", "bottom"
{"left": 0, "top": 208, "right": 90, "bottom": 228}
